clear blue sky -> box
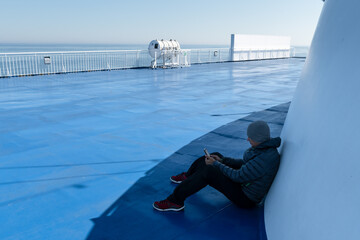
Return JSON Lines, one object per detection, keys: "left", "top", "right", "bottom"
{"left": 0, "top": 0, "right": 324, "bottom": 46}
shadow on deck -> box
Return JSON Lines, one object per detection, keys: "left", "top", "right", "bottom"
{"left": 86, "top": 102, "right": 290, "bottom": 240}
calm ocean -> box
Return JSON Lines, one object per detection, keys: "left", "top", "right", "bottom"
{"left": 0, "top": 43, "right": 230, "bottom": 53}
{"left": 0, "top": 43, "right": 309, "bottom": 57}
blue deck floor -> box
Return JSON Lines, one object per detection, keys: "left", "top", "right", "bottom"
{"left": 86, "top": 102, "right": 290, "bottom": 240}
{"left": 0, "top": 59, "right": 304, "bottom": 239}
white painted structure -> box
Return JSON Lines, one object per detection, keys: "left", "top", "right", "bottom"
{"left": 230, "top": 34, "right": 291, "bottom": 61}
{"left": 265, "top": 1, "right": 360, "bottom": 239}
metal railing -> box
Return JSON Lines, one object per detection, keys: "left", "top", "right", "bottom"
{"left": 231, "top": 48, "right": 292, "bottom": 61}
{"left": 290, "top": 47, "right": 308, "bottom": 58}
{"left": 0, "top": 50, "right": 154, "bottom": 77}
{"left": 0, "top": 47, "right": 303, "bottom": 78}
{"left": 189, "top": 48, "right": 231, "bottom": 64}
{"left": 0, "top": 48, "right": 232, "bottom": 78}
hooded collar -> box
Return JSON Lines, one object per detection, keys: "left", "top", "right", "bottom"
{"left": 254, "top": 137, "right": 281, "bottom": 149}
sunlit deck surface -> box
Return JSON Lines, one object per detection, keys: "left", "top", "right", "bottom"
{"left": 0, "top": 59, "right": 304, "bottom": 239}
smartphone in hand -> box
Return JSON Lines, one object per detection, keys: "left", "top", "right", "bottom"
{"left": 204, "top": 148, "right": 210, "bottom": 157}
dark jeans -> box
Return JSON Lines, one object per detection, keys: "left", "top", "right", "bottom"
{"left": 167, "top": 153, "right": 256, "bottom": 208}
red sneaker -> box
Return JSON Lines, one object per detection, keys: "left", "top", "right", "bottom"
{"left": 170, "top": 172, "right": 187, "bottom": 184}
{"left": 153, "top": 199, "right": 185, "bottom": 212}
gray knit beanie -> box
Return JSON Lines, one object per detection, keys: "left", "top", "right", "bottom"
{"left": 247, "top": 121, "right": 270, "bottom": 143}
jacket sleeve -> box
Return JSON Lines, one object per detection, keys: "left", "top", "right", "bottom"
{"left": 214, "top": 156, "right": 267, "bottom": 183}
{"left": 221, "top": 157, "right": 244, "bottom": 169}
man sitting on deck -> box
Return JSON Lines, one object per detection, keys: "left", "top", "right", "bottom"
{"left": 153, "top": 121, "right": 281, "bottom": 211}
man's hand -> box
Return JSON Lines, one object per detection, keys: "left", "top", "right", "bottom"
{"left": 205, "top": 155, "right": 216, "bottom": 165}
{"left": 210, "top": 155, "right": 222, "bottom": 162}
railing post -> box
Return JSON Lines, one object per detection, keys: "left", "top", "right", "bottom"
{"left": 0, "top": 55, "right": 2, "bottom": 77}
{"left": 107, "top": 51, "right": 110, "bottom": 70}
{"left": 85, "top": 52, "right": 88, "bottom": 71}
{"left": 61, "top": 53, "right": 65, "bottom": 73}
{"left": 125, "top": 51, "right": 127, "bottom": 69}
{"left": 31, "top": 55, "right": 35, "bottom": 75}
{"left": 136, "top": 51, "right": 140, "bottom": 67}
{"left": 34, "top": 53, "right": 38, "bottom": 75}
{"left": 19, "top": 56, "right": 23, "bottom": 76}
{"left": 5, "top": 54, "right": 10, "bottom": 77}
{"left": 26, "top": 55, "right": 29, "bottom": 76}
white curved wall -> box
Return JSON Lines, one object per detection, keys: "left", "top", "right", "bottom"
{"left": 265, "top": 1, "right": 360, "bottom": 239}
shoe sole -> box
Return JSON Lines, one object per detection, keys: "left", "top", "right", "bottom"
{"left": 170, "top": 177, "right": 182, "bottom": 184}
{"left": 153, "top": 203, "right": 185, "bottom": 212}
